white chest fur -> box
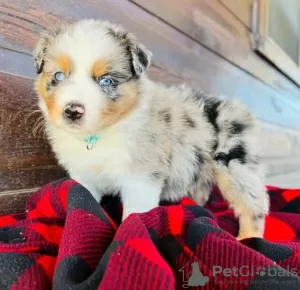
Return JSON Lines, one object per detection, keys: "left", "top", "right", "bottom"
{"left": 49, "top": 127, "right": 133, "bottom": 193}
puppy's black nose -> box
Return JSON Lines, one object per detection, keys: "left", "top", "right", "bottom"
{"left": 64, "top": 104, "right": 84, "bottom": 121}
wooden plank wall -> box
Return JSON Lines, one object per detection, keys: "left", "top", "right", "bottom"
{"left": 1, "top": 0, "right": 300, "bottom": 214}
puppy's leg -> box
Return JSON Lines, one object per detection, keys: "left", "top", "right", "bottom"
{"left": 190, "top": 181, "right": 212, "bottom": 206}
{"left": 213, "top": 157, "right": 269, "bottom": 240}
{"left": 120, "top": 174, "right": 162, "bottom": 221}
{"left": 70, "top": 172, "right": 102, "bottom": 202}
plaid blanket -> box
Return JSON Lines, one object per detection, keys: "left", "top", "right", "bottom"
{"left": 0, "top": 179, "right": 299, "bottom": 290}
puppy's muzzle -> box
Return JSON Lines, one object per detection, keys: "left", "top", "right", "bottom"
{"left": 64, "top": 103, "right": 85, "bottom": 121}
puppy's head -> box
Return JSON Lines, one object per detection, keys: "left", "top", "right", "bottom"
{"left": 33, "top": 19, "right": 152, "bottom": 134}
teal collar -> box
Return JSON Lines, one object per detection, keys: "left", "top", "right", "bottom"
{"left": 84, "top": 135, "right": 100, "bottom": 150}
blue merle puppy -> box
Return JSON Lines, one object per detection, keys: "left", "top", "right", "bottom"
{"left": 33, "top": 19, "right": 269, "bottom": 239}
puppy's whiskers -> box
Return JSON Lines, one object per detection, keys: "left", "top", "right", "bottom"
{"left": 25, "top": 109, "right": 42, "bottom": 124}
{"left": 32, "top": 116, "right": 46, "bottom": 138}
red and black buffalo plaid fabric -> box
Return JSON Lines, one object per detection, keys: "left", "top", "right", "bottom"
{"left": 0, "top": 178, "right": 300, "bottom": 289}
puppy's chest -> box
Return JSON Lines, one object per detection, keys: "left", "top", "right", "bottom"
{"left": 56, "top": 138, "right": 132, "bottom": 176}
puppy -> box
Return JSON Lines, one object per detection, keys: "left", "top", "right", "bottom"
{"left": 33, "top": 19, "right": 269, "bottom": 240}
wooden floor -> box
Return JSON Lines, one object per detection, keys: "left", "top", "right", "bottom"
{"left": 1, "top": 0, "right": 300, "bottom": 214}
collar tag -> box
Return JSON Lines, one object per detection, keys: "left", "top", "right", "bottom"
{"left": 84, "top": 135, "right": 100, "bottom": 150}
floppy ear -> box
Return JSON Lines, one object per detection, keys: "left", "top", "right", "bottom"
{"left": 108, "top": 24, "right": 152, "bottom": 76}
{"left": 33, "top": 25, "right": 66, "bottom": 74}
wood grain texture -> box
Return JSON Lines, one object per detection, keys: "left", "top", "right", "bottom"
{"left": 0, "top": 72, "right": 54, "bottom": 170}
{"left": 131, "top": 0, "right": 300, "bottom": 98}
{"left": 219, "top": 0, "right": 251, "bottom": 28}
{"left": 0, "top": 72, "right": 66, "bottom": 196}
{"left": 0, "top": 168, "right": 66, "bottom": 192}
{"left": 0, "top": 189, "right": 33, "bottom": 215}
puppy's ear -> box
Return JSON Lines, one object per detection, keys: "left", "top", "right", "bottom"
{"left": 108, "top": 24, "right": 152, "bottom": 76}
{"left": 33, "top": 25, "right": 66, "bottom": 74}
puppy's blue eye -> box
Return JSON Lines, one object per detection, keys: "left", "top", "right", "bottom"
{"left": 99, "top": 77, "right": 113, "bottom": 87}
{"left": 55, "top": 72, "right": 65, "bottom": 81}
